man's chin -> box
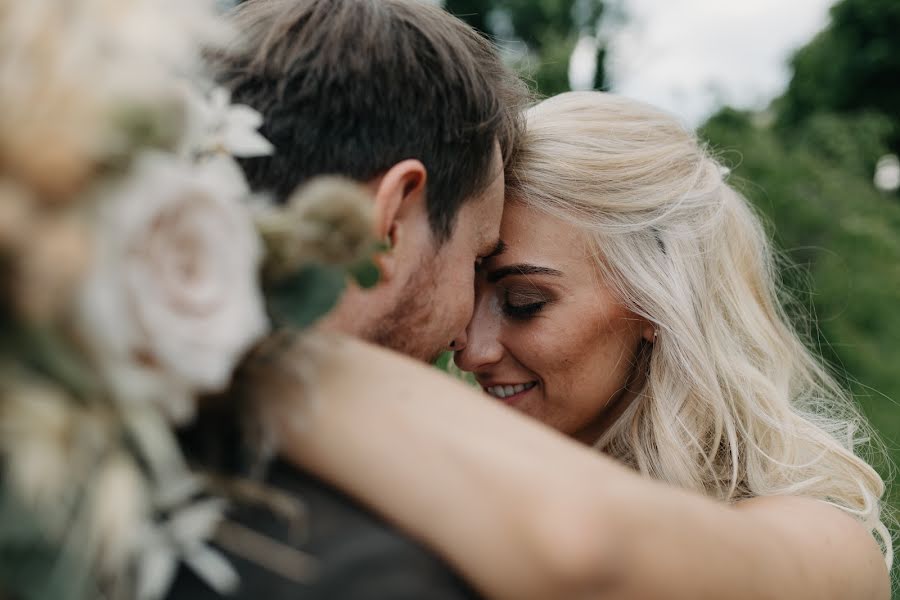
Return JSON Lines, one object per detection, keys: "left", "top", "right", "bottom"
{"left": 425, "top": 349, "right": 447, "bottom": 365}
{"left": 387, "top": 337, "right": 445, "bottom": 365}
{"left": 364, "top": 324, "right": 444, "bottom": 365}
{"left": 362, "top": 260, "right": 451, "bottom": 364}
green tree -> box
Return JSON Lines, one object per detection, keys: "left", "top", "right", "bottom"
{"left": 443, "top": 0, "right": 607, "bottom": 96}
{"left": 702, "top": 1, "right": 900, "bottom": 457}
{"left": 701, "top": 106, "right": 900, "bottom": 509}
{"left": 776, "top": 0, "right": 900, "bottom": 152}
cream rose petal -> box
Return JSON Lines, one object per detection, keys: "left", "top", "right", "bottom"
{"left": 78, "top": 152, "right": 269, "bottom": 419}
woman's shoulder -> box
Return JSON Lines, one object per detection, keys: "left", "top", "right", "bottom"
{"left": 733, "top": 495, "right": 889, "bottom": 597}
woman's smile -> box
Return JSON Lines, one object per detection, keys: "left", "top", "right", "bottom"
{"left": 481, "top": 380, "right": 538, "bottom": 405}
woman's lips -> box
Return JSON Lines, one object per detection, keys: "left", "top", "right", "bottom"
{"left": 483, "top": 381, "right": 537, "bottom": 405}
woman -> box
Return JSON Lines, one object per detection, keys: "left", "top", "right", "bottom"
{"left": 270, "top": 92, "right": 892, "bottom": 599}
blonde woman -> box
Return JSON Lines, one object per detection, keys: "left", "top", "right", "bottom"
{"left": 270, "top": 92, "right": 892, "bottom": 599}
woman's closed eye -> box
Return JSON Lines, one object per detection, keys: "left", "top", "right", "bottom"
{"left": 501, "top": 287, "right": 552, "bottom": 319}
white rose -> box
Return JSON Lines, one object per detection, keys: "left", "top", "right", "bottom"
{"left": 78, "top": 152, "right": 268, "bottom": 421}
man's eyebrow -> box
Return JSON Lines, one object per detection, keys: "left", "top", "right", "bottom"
{"left": 487, "top": 264, "right": 563, "bottom": 283}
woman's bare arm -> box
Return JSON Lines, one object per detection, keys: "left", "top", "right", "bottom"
{"left": 271, "top": 336, "right": 889, "bottom": 600}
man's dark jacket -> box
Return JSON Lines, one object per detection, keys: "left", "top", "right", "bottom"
{"left": 168, "top": 417, "right": 478, "bottom": 599}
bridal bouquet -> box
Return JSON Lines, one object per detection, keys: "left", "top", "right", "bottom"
{"left": 0, "top": 1, "right": 378, "bottom": 598}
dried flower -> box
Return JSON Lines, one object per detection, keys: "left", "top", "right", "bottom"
{"left": 136, "top": 499, "right": 238, "bottom": 600}
{"left": 0, "top": 370, "right": 107, "bottom": 534}
{"left": 182, "top": 87, "right": 274, "bottom": 158}
{"left": 255, "top": 177, "right": 377, "bottom": 280}
{"left": 0, "top": 180, "right": 93, "bottom": 322}
{"left": 0, "top": 179, "right": 37, "bottom": 255}
{"left": 0, "top": 0, "right": 230, "bottom": 201}
{"left": 76, "top": 152, "right": 269, "bottom": 422}
{"left": 86, "top": 452, "right": 148, "bottom": 578}
{"left": 0, "top": 0, "right": 282, "bottom": 597}
{"left": 15, "top": 214, "right": 93, "bottom": 323}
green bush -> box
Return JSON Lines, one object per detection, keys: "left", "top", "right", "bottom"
{"left": 701, "top": 109, "right": 900, "bottom": 513}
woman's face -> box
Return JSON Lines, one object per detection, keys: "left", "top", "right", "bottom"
{"left": 453, "top": 202, "right": 651, "bottom": 443}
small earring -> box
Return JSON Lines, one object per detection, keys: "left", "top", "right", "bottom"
{"left": 653, "top": 329, "right": 659, "bottom": 341}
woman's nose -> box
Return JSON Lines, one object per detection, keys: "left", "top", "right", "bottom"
{"left": 453, "top": 296, "right": 504, "bottom": 372}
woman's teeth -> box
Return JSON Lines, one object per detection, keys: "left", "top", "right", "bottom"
{"left": 485, "top": 382, "right": 536, "bottom": 399}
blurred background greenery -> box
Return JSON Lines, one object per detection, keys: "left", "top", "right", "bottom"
{"left": 444, "top": 0, "right": 900, "bottom": 572}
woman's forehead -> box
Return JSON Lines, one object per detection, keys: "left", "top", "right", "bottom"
{"left": 495, "top": 202, "right": 593, "bottom": 271}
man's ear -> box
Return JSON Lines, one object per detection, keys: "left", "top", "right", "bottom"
{"left": 371, "top": 159, "right": 427, "bottom": 282}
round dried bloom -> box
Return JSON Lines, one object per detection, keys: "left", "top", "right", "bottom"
{"left": 86, "top": 452, "right": 148, "bottom": 578}
{"left": 0, "top": 371, "right": 108, "bottom": 534}
{"left": 13, "top": 213, "right": 93, "bottom": 323}
{"left": 256, "top": 177, "right": 376, "bottom": 280}
{"left": 77, "top": 152, "right": 268, "bottom": 421}
{"left": 0, "top": 180, "right": 92, "bottom": 323}
{"left": 0, "top": 179, "right": 37, "bottom": 254}
{"left": 0, "top": 0, "right": 231, "bottom": 201}
{"left": 0, "top": 2, "right": 102, "bottom": 200}
{"left": 0, "top": 375, "right": 74, "bottom": 509}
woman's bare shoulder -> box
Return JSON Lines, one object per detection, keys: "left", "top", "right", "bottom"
{"left": 734, "top": 495, "right": 889, "bottom": 600}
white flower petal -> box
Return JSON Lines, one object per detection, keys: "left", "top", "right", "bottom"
{"left": 170, "top": 498, "right": 228, "bottom": 543}
{"left": 225, "top": 129, "right": 276, "bottom": 157}
{"left": 210, "top": 87, "right": 232, "bottom": 113}
{"left": 136, "top": 533, "right": 179, "bottom": 600}
{"left": 183, "top": 545, "right": 239, "bottom": 596}
{"left": 227, "top": 104, "right": 264, "bottom": 130}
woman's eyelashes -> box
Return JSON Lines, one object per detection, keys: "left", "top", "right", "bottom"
{"left": 501, "top": 287, "right": 551, "bottom": 320}
{"left": 504, "top": 301, "right": 547, "bottom": 319}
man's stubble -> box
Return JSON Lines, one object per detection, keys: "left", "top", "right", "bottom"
{"left": 366, "top": 256, "right": 447, "bottom": 364}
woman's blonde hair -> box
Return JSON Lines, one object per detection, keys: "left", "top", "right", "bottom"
{"left": 507, "top": 91, "right": 892, "bottom": 563}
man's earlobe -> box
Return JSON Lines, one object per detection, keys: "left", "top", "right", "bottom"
{"left": 374, "top": 227, "right": 397, "bottom": 282}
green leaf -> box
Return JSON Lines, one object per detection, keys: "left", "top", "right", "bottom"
{"left": 0, "top": 325, "right": 100, "bottom": 403}
{"left": 266, "top": 264, "right": 347, "bottom": 329}
{"left": 0, "top": 483, "right": 93, "bottom": 600}
{"left": 433, "top": 351, "right": 454, "bottom": 371}
{"left": 347, "top": 259, "right": 380, "bottom": 289}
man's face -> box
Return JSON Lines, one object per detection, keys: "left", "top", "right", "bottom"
{"left": 369, "top": 148, "right": 505, "bottom": 362}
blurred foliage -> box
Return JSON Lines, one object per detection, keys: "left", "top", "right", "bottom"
{"left": 701, "top": 109, "right": 900, "bottom": 441}
{"left": 776, "top": 0, "right": 900, "bottom": 153}
{"left": 700, "top": 0, "right": 900, "bottom": 522}
{"left": 0, "top": 485, "right": 89, "bottom": 600}
{"left": 444, "top": 0, "right": 606, "bottom": 96}
{"left": 266, "top": 264, "right": 347, "bottom": 330}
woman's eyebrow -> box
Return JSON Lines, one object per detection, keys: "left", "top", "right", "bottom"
{"left": 487, "top": 264, "right": 563, "bottom": 283}
{"left": 485, "top": 239, "right": 506, "bottom": 259}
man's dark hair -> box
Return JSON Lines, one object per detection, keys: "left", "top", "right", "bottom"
{"left": 216, "top": 0, "right": 528, "bottom": 242}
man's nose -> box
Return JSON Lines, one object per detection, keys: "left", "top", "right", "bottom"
{"left": 449, "top": 329, "right": 467, "bottom": 352}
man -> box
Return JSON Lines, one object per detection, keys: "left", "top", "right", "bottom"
{"left": 170, "top": 0, "right": 527, "bottom": 597}
{"left": 226, "top": 0, "right": 524, "bottom": 362}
